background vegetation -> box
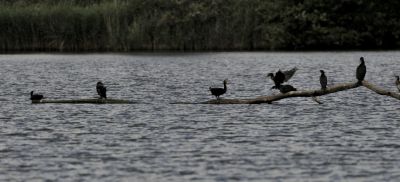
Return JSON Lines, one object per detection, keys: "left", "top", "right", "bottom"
{"left": 1, "top": 0, "right": 400, "bottom": 51}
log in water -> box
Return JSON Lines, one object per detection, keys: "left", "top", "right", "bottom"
{"left": 32, "top": 98, "right": 134, "bottom": 104}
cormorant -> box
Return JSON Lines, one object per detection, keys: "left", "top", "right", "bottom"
{"left": 320, "top": 70, "right": 327, "bottom": 90}
{"left": 267, "top": 67, "right": 297, "bottom": 88}
{"left": 356, "top": 57, "right": 366, "bottom": 84}
{"left": 395, "top": 76, "right": 400, "bottom": 92}
{"left": 210, "top": 79, "right": 227, "bottom": 99}
{"left": 96, "top": 81, "right": 107, "bottom": 99}
{"left": 30, "top": 91, "right": 43, "bottom": 100}
{"left": 277, "top": 84, "right": 297, "bottom": 94}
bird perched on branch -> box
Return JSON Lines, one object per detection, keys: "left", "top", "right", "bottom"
{"left": 320, "top": 70, "right": 327, "bottom": 90}
{"left": 209, "top": 79, "right": 228, "bottom": 99}
{"left": 96, "top": 81, "right": 107, "bottom": 99}
{"left": 356, "top": 57, "right": 366, "bottom": 84}
{"left": 395, "top": 76, "right": 400, "bottom": 92}
{"left": 276, "top": 84, "right": 297, "bottom": 94}
{"left": 267, "top": 67, "right": 297, "bottom": 88}
{"left": 30, "top": 91, "right": 43, "bottom": 101}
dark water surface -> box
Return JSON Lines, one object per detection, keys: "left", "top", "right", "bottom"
{"left": 0, "top": 52, "right": 399, "bottom": 181}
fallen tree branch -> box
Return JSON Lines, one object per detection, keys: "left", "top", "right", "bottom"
{"left": 363, "top": 81, "right": 400, "bottom": 100}
{"left": 249, "top": 82, "right": 360, "bottom": 104}
{"left": 197, "top": 81, "right": 399, "bottom": 104}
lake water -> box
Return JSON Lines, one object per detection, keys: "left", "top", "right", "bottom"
{"left": 0, "top": 52, "right": 399, "bottom": 181}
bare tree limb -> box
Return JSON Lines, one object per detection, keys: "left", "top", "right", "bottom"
{"left": 362, "top": 81, "right": 400, "bottom": 100}
{"left": 248, "top": 82, "right": 360, "bottom": 104}
{"left": 198, "top": 81, "right": 399, "bottom": 105}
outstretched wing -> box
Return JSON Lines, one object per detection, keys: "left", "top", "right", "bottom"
{"left": 282, "top": 67, "right": 297, "bottom": 82}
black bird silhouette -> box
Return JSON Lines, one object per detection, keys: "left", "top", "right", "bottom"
{"left": 395, "top": 76, "right": 400, "bottom": 92}
{"left": 209, "top": 79, "right": 227, "bottom": 99}
{"left": 356, "top": 57, "right": 366, "bottom": 84}
{"left": 30, "top": 91, "right": 43, "bottom": 100}
{"left": 96, "top": 81, "right": 107, "bottom": 99}
{"left": 320, "top": 70, "right": 327, "bottom": 90}
{"left": 268, "top": 67, "right": 297, "bottom": 88}
{"left": 277, "top": 84, "right": 297, "bottom": 93}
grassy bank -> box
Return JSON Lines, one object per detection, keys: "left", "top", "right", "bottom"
{"left": 1, "top": 0, "right": 400, "bottom": 52}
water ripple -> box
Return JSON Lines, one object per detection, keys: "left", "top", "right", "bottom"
{"left": 0, "top": 52, "right": 400, "bottom": 181}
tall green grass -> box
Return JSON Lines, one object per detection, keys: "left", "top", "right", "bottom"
{"left": 0, "top": 1, "right": 129, "bottom": 51}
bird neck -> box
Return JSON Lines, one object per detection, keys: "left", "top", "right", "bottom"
{"left": 223, "top": 82, "right": 227, "bottom": 90}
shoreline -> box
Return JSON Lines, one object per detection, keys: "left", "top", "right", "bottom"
{"left": 1, "top": 49, "right": 400, "bottom": 55}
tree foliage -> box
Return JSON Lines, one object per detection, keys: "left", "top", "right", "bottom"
{"left": 1, "top": 0, "right": 400, "bottom": 51}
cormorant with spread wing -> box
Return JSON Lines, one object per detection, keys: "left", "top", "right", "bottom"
{"left": 267, "top": 67, "right": 297, "bottom": 88}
